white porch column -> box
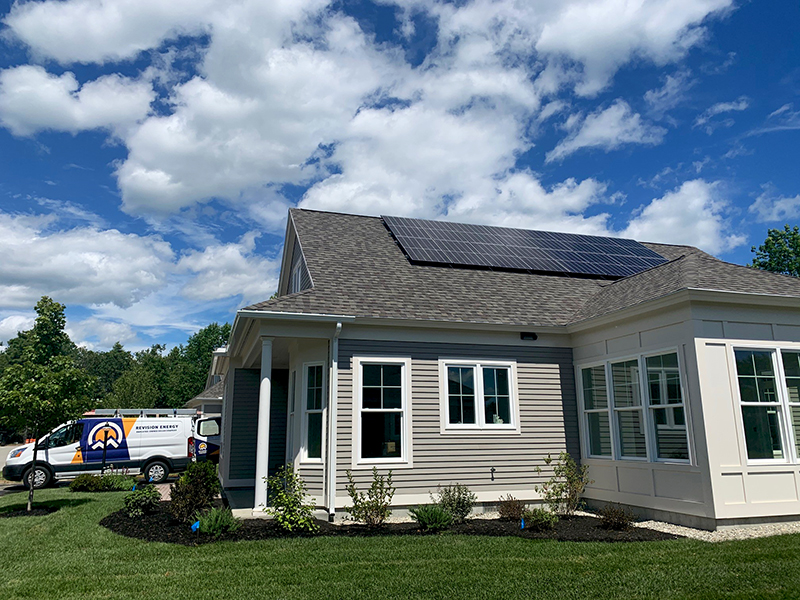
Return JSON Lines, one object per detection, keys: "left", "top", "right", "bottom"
{"left": 253, "top": 336, "right": 273, "bottom": 512}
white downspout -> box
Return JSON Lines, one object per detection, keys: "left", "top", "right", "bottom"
{"left": 327, "top": 322, "right": 342, "bottom": 522}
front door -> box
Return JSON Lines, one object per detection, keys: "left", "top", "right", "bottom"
{"left": 43, "top": 422, "right": 85, "bottom": 478}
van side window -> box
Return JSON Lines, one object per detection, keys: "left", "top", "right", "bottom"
{"left": 48, "top": 423, "right": 83, "bottom": 448}
{"left": 198, "top": 419, "right": 220, "bottom": 437}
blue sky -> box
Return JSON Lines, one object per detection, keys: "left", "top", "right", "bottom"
{"left": 0, "top": 0, "right": 798, "bottom": 351}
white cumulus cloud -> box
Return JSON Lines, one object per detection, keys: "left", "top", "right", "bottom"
{"left": 0, "top": 65, "right": 154, "bottom": 136}
{"left": 748, "top": 186, "right": 800, "bottom": 223}
{"left": 546, "top": 100, "right": 666, "bottom": 162}
{"left": 622, "top": 179, "right": 745, "bottom": 253}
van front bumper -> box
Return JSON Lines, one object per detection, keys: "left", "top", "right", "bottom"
{"left": 2, "top": 463, "right": 25, "bottom": 481}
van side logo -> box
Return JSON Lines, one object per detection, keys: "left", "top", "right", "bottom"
{"left": 88, "top": 422, "right": 124, "bottom": 450}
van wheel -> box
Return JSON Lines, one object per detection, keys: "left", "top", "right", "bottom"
{"left": 144, "top": 461, "right": 169, "bottom": 484}
{"left": 22, "top": 465, "right": 52, "bottom": 489}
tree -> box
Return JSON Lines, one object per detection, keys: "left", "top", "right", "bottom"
{"left": 74, "top": 342, "right": 133, "bottom": 402}
{"left": 751, "top": 225, "right": 800, "bottom": 277}
{"left": 107, "top": 345, "right": 168, "bottom": 408}
{"left": 0, "top": 297, "right": 95, "bottom": 511}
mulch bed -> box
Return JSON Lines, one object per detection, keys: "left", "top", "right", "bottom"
{"left": 0, "top": 506, "right": 60, "bottom": 518}
{"left": 100, "top": 502, "right": 679, "bottom": 546}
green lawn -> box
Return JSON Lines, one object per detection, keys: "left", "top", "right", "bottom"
{"left": 1, "top": 489, "right": 800, "bottom": 600}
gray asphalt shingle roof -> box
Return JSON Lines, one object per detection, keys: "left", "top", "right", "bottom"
{"left": 245, "top": 209, "right": 800, "bottom": 326}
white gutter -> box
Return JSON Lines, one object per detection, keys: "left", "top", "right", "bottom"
{"left": 327, "top": 321, "right": 342, "bottom": 522}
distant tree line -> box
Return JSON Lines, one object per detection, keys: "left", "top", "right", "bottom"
{"left": 0, "top": 297, "right": 230, "bottom": 412}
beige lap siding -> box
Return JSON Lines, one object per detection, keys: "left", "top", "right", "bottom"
{"left": 298, "top": 467, "right": 324, "bottom": 497}
{"left": 335, "top": 339, "right": 579, "bottom": 503}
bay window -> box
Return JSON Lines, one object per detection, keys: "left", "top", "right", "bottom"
{"left": 579, "top": 350, "right": 691, "bottom": 463}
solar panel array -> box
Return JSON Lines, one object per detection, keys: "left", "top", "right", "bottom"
{"left": 382, "top": 215, "right": 668, "bottom": 279}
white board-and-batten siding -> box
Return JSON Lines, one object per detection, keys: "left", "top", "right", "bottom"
{"left": 334, "top": 339, "right": 579, "bottom": 506}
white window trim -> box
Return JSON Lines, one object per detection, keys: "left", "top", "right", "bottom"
{"left": 575, "top": 347, "right": 693, "bottom": 465}
{"left": 437, "top": 359, "right": 521, "bottom": 435}
{"left": 351, "top": 356, "right": 413, "bottom": 469}
{"left": 730, "top": 345, "right": 795, "bottom": 466}
{"left": 300, "top": 361, "right": 325, "bottom": 466}
{"left": 289, "top": 260, "right": 303, "bottom": 294}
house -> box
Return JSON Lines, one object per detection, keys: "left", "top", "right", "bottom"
{"left": 215, "top": 208, "right": 800, "bottom": 530}
{"left": 184, "top": 379, "right": 224, "bottom": 415}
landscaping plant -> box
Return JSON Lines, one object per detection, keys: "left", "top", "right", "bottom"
{"left": 194, "top": 507, "right": 241, "bottom": 537}
{"left": 345, "top": 466, "right": 395, "bottom": 527}
{"left": 535, "top": 452, "right": 592, "bottom": 516}
{"left": 497, "top": 495, "right": 526, "bottom": 522}
{"left": 433, "top": 483, "right": 476, "bottom": 524}
{"left": 169, "top": 461, "right": 220, "bottom": 522}
{"left": 123, "top": 485, "right": 161, "bottom": 518}
{"left": 68, "top": 473, "right": 136, "bottom": 492}
{"left": 409, "top": 504, "right": 453, "bottom": 532}
{"left": 598, "top": 503, "right": 636, "bottom": 531}
{"left": 524, "top": 508, "right": 559, "bottom": 532}
{"left": 265, "top": 463, "right": 318, "bottom": 533}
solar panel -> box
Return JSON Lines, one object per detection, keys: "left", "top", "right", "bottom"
{"left": 382, "top": 215, "right": 668, "bottom": 279}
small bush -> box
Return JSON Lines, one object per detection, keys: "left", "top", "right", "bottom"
{"left": 123, "top": 485, "right": 161, "bottom": 518}
{"left": 409, "top": 504, "right": 453, "bottom": 532}
{"left": 345, "top": 467, "right": 395, "bottom": 527}
{"left": 497, "top": 495, "right": 526, "bottom": 522}
{"left": 68, "top": 473, "right": 136, "bottom": 493}
{"left": 524, "top": 508, "right": 559, "bottom": 532}
{"left": 535, "top": 452, "right": 592, "bottom": 516}
{"left": 194, "top": 507, "right": 241, "bottom": 537}
{"left": 169, "top": 461, "right": 220, "bottom": 523}
{"left": 598, "top": 503, "right": 636, "bottom": 531}
{"left": 433, "top": 483, "right": 476, "bottom": 524}
{"left": 265, "top": 464, "right": 318, "bottom": 534}
{"left": 69, "top": 473, "right": 103, "bottom": 492}
{"left": 101, "top": 473, "right": 136, "bottom": 491}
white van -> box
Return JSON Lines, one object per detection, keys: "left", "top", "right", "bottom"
{"left": 3, "top": 409, "right": 215, "bottom": 488}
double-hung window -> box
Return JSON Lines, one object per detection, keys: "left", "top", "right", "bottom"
{"left": 355, "top": 358, "right": 411, "bottom": 465}
{"left": 782, "top": 351, "right": 800, "bottom": 456}
{"left": 645, "top": 353, "right": 690, "bottom": 460}
{"left": 581, "top": 365, "right": 611, "bottom": 457}
{"left": 610, "top": 359, "right": 647, "bottom": 459}
{"left": 440, "top": 361, "right": 518, "bottom": 432}
{"left": 303, "top": 363, "right": 324, "bottom": 461}
{"left": 735, "top": 349, "right": 784, "bottom": 460}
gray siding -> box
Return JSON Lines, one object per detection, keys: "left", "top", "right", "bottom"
{"left": 336, "top": 340, "right": 579, "bottom": 499}
{"left": 298, "top": 467, "right": 324, "bottom": 497}
{"left": 229, "top": 368, "right": 260, "bottom": 480}
{"left": 287, "top": 238, "right": 312, "bottom": 293}
{"left": 268, "top": 370, "right": 289, "bottom": 481}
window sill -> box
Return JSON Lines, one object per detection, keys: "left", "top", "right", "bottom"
{"left": 440, "top": 426, "right": 521, "bottom": 435}
{"left": 351, "top": 458, "right": 413, "bottom": 470}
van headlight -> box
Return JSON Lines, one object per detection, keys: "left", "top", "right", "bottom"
{"left": 9, "top": 448, "right": 26, "bottom": 459}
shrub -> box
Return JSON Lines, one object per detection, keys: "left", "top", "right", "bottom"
{"left": 433, "top": 483, "right": 476, "bottom": 524}
{"left": 265, "top": 464, "right": 318, "bottom": 534}
{"left": 598, "top": 503, "right": 636, "bottom": 531}
{"left": 535, "top": 452, "right": 592, "bottom": 516}
{"left": 169, "top": 461, "right": 220, "bottom": 522}
{"left": 123, "top": 485, "right": 162, "bottom": 518}
{"left": 69, "top": 474, "right": 103, "bottom": 492}
{"left": 497, "top": 495, "right": 526, "bottom": 522}
{"left": 68, "top": 473, "right": 136, "bottom": 493}
{"left": 409, "top": 504, "right": 453, "bottom": 532}
{"left": 101, "top": 473, "right": 136, "bottom": 491}
{"left": 345, "top": 467, "right": 395, "bottom": 527}
{"left": 524, "top": 508, "right": 559, "bottom": 532}
{"left": 195, "top": 507, "right": 242, "bottom": 537}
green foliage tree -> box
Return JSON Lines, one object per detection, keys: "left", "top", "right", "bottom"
{"left": 74, "top": 342, "right": 133, "bottom": 401}
{"left": 0, "top": 297, "right": 95, "bottom": 511}
{"left": 751, "top": 225, "right": 800, "bottom": 277}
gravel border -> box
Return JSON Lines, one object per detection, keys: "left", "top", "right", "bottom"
{"left": 633, "top": 518, "right": 800, "bottom": 542}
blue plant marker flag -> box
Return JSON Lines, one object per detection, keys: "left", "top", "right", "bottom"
{"left": 131, "top": 484, "right": 136, "bottom": 491}
{"left": 192, "top": 521, "right": 200, "bottom": 532}
{"left": 520, "top": 517, "right": 525, "bottom": 530}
